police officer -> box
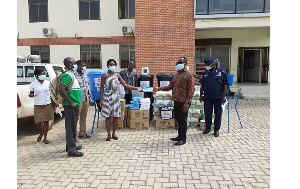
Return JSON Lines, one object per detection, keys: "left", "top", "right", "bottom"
{"left": 199, "top": 57, "right": 228, "bottom": 137}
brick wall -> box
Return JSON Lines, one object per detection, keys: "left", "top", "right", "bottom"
{"left": 17, "top": 36, "right": 135, "bottom": 46}
{"left": 135, "top": 0, "right": 195, "bottom": 86}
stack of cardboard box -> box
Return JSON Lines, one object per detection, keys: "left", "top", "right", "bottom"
{"left": 126, "top": 109, "right": 149, "bottom": 129}
{"left": 153, "top": 91, "right": 175, "bottom": 129}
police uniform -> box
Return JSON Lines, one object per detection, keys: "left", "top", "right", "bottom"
{"left": 200, "top": 58, "right": 228, "bottom": 134}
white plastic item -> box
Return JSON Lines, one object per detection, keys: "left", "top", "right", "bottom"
{"left": 141, "top": 67, "right": 149, "bottom": 75}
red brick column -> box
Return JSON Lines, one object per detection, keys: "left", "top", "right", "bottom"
{"left": 135, "top": 0, "right": 195, "bottom": 86}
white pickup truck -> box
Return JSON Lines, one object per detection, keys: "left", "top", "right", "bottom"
{"left": 17, "top": 55, "right": 65, "bottom": 128}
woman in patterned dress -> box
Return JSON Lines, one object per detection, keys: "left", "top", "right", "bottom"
{"left": 99, "top": 59, "right": 141, "bottom": 141}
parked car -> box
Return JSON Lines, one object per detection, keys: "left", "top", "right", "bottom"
{"left": 17, "top": 55, "right": 65, "bottom": 128}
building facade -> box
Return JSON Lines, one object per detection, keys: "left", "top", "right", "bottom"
{"left": 17, "top": 0, "right": 270, "bottom": 84}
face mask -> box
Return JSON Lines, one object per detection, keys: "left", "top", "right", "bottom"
{"left": 175, "top": 64, "right": 184, "bottom": 71}
{"left": 38, "top": 75, "right": 46, "bottom": 80}
{"left": 82, "top": 66, "right": 86, "bottom": 73}
{"left": 108, "top": 66, "right": 116, "bottom": 72}
{"left": 206, "top": 66, "right": 212, "bottom": 70}
{"left": 73, "top": 65, "right": 78, "bottom": 71}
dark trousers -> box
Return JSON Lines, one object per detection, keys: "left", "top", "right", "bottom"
{"left": 125, "top": 94, "right": 132, "bottom": 104}
{"left": 204, "top": 99, "right": 222, "bottom": 132}
{"left": 64, "top": 105, "right": 79, "bottom": 153}
{"left": 174, "top": 101, "right": 188, "bottom": 141}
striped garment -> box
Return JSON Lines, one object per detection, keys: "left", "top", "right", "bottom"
{"left": 159, "top": 68, "right": 194, "bottom": 103}
{"left": 75, "top": 71, "right": 90, "bottom": 101}
{"left": 119, "top": 69, "right": 139, "bottom": 94}
{"left": 101, "top": 73, "right": 121, "bottom": 118}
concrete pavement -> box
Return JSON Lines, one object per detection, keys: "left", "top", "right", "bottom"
{"left": 17, "top": 99, "right": 270, "bottom": 189}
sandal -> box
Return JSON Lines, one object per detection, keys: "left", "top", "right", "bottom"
{"left": 79, "top": 134, "right": 91, "bottom": 139}
{"left": 37, "top": 136, "right": 42, "bottom": 142}
{"left": 112, "top": 135, "right": 118, "bottom": 140}
{"left": 43, "top": 139, "right": 49, "bottom": 144}
{"left": 106, "top": 137, "right": 111, "bottom": 141}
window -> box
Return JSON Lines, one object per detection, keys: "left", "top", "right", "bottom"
{"left": 17, "top": 66, "right": 23, "bottom": 77}
{"left": 53, "top": 66, "right": 64, "bottom": 76}
{"left": 195, "top": 0, "right": 270, "bottom": 15}
{"left": 118, "top": 0, "right": 135, "bottom": 19}
{"left": 25, "top": 66, "right": 35, "bottom": 77}
{"left": 80, "top": 45, "right": 102, "bottom": 68}
{"left": 28, "top": 0, "right": 48, "bottom": 22}
{"left": 120, "top": 45, "right": 135, "bottom": 68}
{"left": 30, "top": 45, "right": 50, "bottom": 63}
{"left": 79, "top": 0, "right": 100, "bottom": 20}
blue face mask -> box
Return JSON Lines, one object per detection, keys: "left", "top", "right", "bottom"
{"left": 73, "top": 65, "right": 78, "bottom": 71}
{"left": 108, "top": 66, "right": 116, "bottom": 72}
{"left": 206, "top": 66, "right": 212, "bottom": 70}
{"left": 82, "top": 66, "right": 86, "bottom": 73}
{"left": 38, "top": 75, "right": 46, "bottom": 80}
{"left": 175, "top": 64, "right": 184, "bottom": 71}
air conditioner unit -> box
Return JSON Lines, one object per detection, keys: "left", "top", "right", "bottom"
{"left": 122, "top": 26, "right": 132, "bottom": 33}
{"left": 43, "top": 28, "right": 53, "bottom": 36}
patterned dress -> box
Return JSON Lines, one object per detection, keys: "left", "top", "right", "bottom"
{"left": 101, "top": 73, "right": 121, "bottom": 118}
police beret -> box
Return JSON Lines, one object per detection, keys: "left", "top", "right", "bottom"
{"left": 204, "top": 57, "right": 216, "bottom": 64}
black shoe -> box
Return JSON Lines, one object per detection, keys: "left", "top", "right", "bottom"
{"left": 214, "top": 131, "right": 219, "bottom": 137}
{"left": 76, "top": 145, "right": 82, "bottom": 150}
{"left": 68, "top": 151, "right": 84, "bottom": 157}
{"left": 112, "top": 135, "right": 118, "bottom": 140}
{"left": 174, "top": 140, "right": 186, "bottom": 146}
{"left": 79, "top": 134, "right": 91, "bottom": 139}
{"left": 170, "top": 136, "right": 180, "bottom": 141}
{"left": 203, "top": 129, "right": 210, "bottom": 134}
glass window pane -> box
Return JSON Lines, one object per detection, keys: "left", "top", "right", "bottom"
{"left": 118, "top": 0, "right": 125, "bottom": 19}
{"left": 265, "top": 0, "right": 270, "bottom": 12}
{"left": 129, "top": 51, "right": 135, "bottom": 62}
{"left": 29, "top": 4, "right": 38, "bottom": 22}
{"left": 29, "top": 0, "right": 39, "bottom": 3}
{"left": 52, "top": 66, "right": 64, "bottom": 75}
{"left": 130, "top": 45, "right": 135, "bottom": 50}
{"left": 39, "top": 4, "right": 48, "bottom": 22}
{"left": 81, "top": 45, "right": 91, "bottom": 51}
{"left": 35, "top": 66, "right": 49, "bottom": 77}
{"left": 211, "top": 46, "right": 230, "bottom": 72}
{"left": 209, "top": 0, "right": 235, "bottom": 14}
{"left": 39, "top": 0, "right": 48, "bottom": 3}
{"left": 196, "top": 0, "right": 208, "bottom": 15}
{"left": 236, "top": 0, "right": 264, "bottom": 13}
{"left": 120, "top": 51, "right": 129, "bottom": 68}
{"left": 120, "top": 45, "right": 129, "bottom": 51}
{"left": 90, "top": 52, "right": 101, "bottom": 68}
{"left": 129, "top": 0, "right": 135, "bottom": 18}
{"left": 80, "top": 1, "right": 89, "bottom": 19}
{"left": 90, "top": 1, "right": 100, "bottom": 19}
{"left": 25, "top": 66, "right": 35, "bottom": 77}
{"left": 81, "top": 52, "right": 91, "bottom": 66}
{"left": 17, "top": 66, "right": 23, "bottom": 77}
{"left": 39, "top": 51, "right": 50, "bottom": 63}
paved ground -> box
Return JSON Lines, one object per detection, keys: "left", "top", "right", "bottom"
{"left": 17, "top": 99, "right": 270, "bottom": 189}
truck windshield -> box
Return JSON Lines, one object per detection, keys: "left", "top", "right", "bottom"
{"left": 53, "top": 66, "right": 64, "bottom": 76}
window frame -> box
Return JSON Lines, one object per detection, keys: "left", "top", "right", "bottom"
{"left": 80, "top": 45, "right": 102, "bottom": 68}
{"left": 28, "top": 0, "right": 49, "bottom": 23}
{"left": 30, "top": 45, "right": 50, "bottom": 63}
{"left": 79, "top": 0, "right": 101, "bottom": 20}
{"left": 194, "top": 0, "right": 270, "bottom": 18}
{"left": 119, "top": 44, "right": 135, "bottom": 68}
{"left": 118, "top": 0, "right": 135, "bottom": 19}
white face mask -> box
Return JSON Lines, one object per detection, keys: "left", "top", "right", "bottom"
{"left": 108, "top": 66, "right": 116, "bottom": 72}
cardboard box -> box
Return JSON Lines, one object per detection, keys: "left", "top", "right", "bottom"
{"left": 117, "top": 118, "right": 126, "bottom": 129}
{"left": 199, "top": 120, "right": 213, "bottom": 131}
{"left": 120, "top": 109, "right": 125, "bottom": 120}
{"left": 128, "top": 110, "right": 149, "bottom": 120}
{"left": 156, "top": 118, "right": 175, "bottom": 129}
{"left": 129, "top": 119, "right": 149, "bottom": 129}
{"left": 120, "top": 99, "right": 126, "bottom": 110}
